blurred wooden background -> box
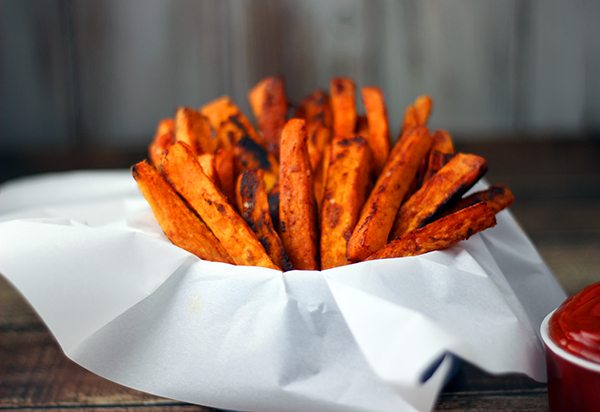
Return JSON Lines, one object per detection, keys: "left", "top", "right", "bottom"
{"left": 1, "top": 0, "right": 600, "bottom": 154}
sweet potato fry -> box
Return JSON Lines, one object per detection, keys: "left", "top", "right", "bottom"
{"left": 298, "top": 90, "right": 333, "bottom": 171}
{"left": 321, "top": 136, "right": 371, "bottom": 269}
{"left": 313, "top": 143, "right": 331, "bottom": 209}
{"left": 402, "top": 95, "right": 433, "bottom": 133}
{"left": 279, "top": 119, "right": 319, "bottom": 270}
{"left": 297, "top": 89, "right": 333, "bottom": 128}
{"left": 366, "top": 202, "right": 497, "bottom": 260}
{"left": 236, "top": 170, "right": 293, "bottom": 271}
{"left": 197, "top": 153, "right": 218, "bottom": 184}
{"left": 441, "top": 184, "right": 515, "bottom": 217}
{"left": 148, "top": 131, "right": 174, "bottom": 168}
{"left": 268, "top": 182, "right": 280, "bottom": 231}
{"left": 156, "top": 118, "right": 174, "bottom": 137}
{"left": 422, "top": 130, "right": 455, "bottom": 182}
{"left": 234, "top": 136, "right": 279, "bottom": 192}
{"left": 215, "top": 148, "right": 235, "bottom": 203}
{"left": 347, "top": 127, "right": 432, "bottom": 261}
{"left": 162, "top": 142, "right": 278, "bottom": 269}
{"left": 390, "top": 153, "right": 488, "bottom": 240}
{"left": 200, "top": 96, "right": 264, "bottom": 147}
{"left": 248, "top": 76, "right": 288, "bottom": 158}
{"left": 131, "top": 160, "right": 232, "bottom": 263}
{"left": 361, "top": 87, "right": 390, "bottom": 175}
{"left": 330, "top": 77, "right": 356, "bottom": 138}
{"left": 175, "top": 107, "right": 214, "bottom": 154}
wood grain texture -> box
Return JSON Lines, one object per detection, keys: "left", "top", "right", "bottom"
{"left": 0, "top": 0, "right": 73, "bottom": 150}
{"left": 2, "top": 1, "right": 600, "bottom": 151}
{"left": 71, "top": 0, "right": 226, "bottom": 147}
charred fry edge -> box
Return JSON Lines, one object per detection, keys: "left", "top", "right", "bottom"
{"left": 390, "top": 153, "right": 487, "bottom": 240}
{"left": 347, "top": 127, "right": 432, "bottom": 262}
{"left": 162, "top": 142, "right": 278, "bottom": 269}
{"left": 236, "top": 170, "right": 293, "bottom": 271}
{"left": 366, "top": 202, "right": 496, "bottom": 260}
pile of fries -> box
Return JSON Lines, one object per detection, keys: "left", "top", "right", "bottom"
{"left": 132, "top": 76, "right": 514, "bottom": 271}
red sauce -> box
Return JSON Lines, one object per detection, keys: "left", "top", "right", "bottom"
{"left": 549, "top": 281, "right": 600, "bottom": 364}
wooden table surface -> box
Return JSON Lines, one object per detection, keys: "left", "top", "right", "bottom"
{"left": 1, "top": 140, "right": 599, "bottom": 411}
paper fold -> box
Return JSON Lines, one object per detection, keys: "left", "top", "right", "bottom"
{"left": 0, "top": 171, "right": 565, "bottom": 412}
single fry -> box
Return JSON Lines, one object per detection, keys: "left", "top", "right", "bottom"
{"left": 423, "top": 130, "right": 455, "bottom": 182}
{"left": 366, "top": 202, "right": 497, "bottom": 260}
{"left": 279, "top": 119, "right": 319, "bottom": 270}
{"left": 197, "top": 153, "right": 218, "bottom": 184}
{"left": 175, "top": 107, "right": 213, "bottom": 154}
{"left": 131, "top": 160, "right": 232, "bottom": 263}
{"left": 330, "top": 77, "right": 356, "bottom": 137}
{"left": 234, "top": 136, "right": 280, "bottom": 192}
{"left": 248, "top": 76, "right": 288, "bottom": 158}
{"left": 156, "top": 118, "right": 174, "bottom": 137}
{"left": 236, "top": 170, "right": 293, "bottom": 271}
{"left": 200, "top": 96, "right": 264, "bottom": 147}
{"left": 320, "top": 136, "right": 371, "bottom": 269}
{"left": 348, "top": 127, "right": 432, "bottom": 262}
{"left": 215, "top": 148, "right": 235, "bottom": 203}
{"left": 402, "top": 95, "right": 433, "bottom": 133}
{"left": 390, "top": 153, "right": 488, "bottom": 240}
{"left": 297, "top": 89, "right": 332, "bottom": 128}
{"left": 149, "top": 131, "right": 174, "bottom": 168}
{"left": 162, "top": 142, "right": 278, "bottom": 269}
{"left": 442, "top": 184, "right": 515, "bottom": 217}
{"left": 298, "top": 90, "right": 333, "bottom": 171}
{"left": 268, "top": 182, "right": 280, "bottom": 232}
{"left": 313, "top": 143, "right": 331, "bottom": 209}
{"left": 361, "top": 87, "right": 390, "bottom": 175}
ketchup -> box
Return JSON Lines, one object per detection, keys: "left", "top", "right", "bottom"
{"left": 549, "top": 282, "right": 600, "bottom": 364}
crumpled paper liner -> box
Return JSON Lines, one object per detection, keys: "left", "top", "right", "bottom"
{"left": 0, "top": 171, "right": 565, "bottom": 412}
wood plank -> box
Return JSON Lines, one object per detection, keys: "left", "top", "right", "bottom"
{"left": 436, "top": 391, "right": 547, "bottom": 411}
{"left": 514, "top": 0, "right": 586, "bottom": 132}
{"left": 410, "top": 1, "right": 516, "bottom": 135}
{"left": 71, "top": 0, "right": 226, "bottom": 148}
{"left": 0, "top": 329, "right": 546, "bottom": 411}
{"left": 0, "top": 329, "right": 216, "bottom": 411}
{"left": 0, "top": 0, "right": 73, "bottom": 150}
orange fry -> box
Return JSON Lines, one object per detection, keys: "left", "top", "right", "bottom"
{"left": 313, "top": 143, "right": 331, "bottom": 210}
{"left": 442, "top": 184, "right": 515, "bottom": 217}
{"left": 402, "top": 95, "right": 433, "bottom": 134}
{"left": 361, "top": 87, "right": 390, "bottom": 175}
{"left": 197, "top": 153, "right": 218, "bottom": 184}
{"left": 162, "top": 142, "right": 278, "bottom": 269}
{"left": 234, "top": 136, "right": 280, "bottom": 192}
{"left": 149, "top": 131, "right": 174, "bottom": 168}
{"left": 320, "top": 136, "right": 371, "bottom": 269}
{"left": 175, "top": 107, "right": 213, "bottom": 154}
{"left": 422, "top": 130, "right": 455, "bottom": 182}
{"left": 390, "top": 153, "right": 487, "bottom": 240}
{"left": 236, "top": 170, "right": 293, "bottom": 271}
{"left": 200, "top": 96, "right": 264, "bottom": 147}
{"left": 298, "top": 89, "right": 333, "bottom": 171}
{"left": 248, "top": 76, "right": 288, "bottom": 158}
{"left": 330, "top": 77, "right": 356, "bottom": 138}
{"left": 366, "top": 202, "right": 497, "bottom": 260}
{"left": 215, "top": 148, "right": 235, "bottom": 203}
{"left": 348, "top": 127, "right": 432, "bottom": 261}
{"left": 279, "top": 119, "right": 319, "bottom": 270}
{"left": 132, "top": 160, "right": 231, "bottom": 263}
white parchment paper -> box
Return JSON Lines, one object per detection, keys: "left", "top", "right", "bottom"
{"left": 0, "top": 171, "right": 565, "bottom": 412}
